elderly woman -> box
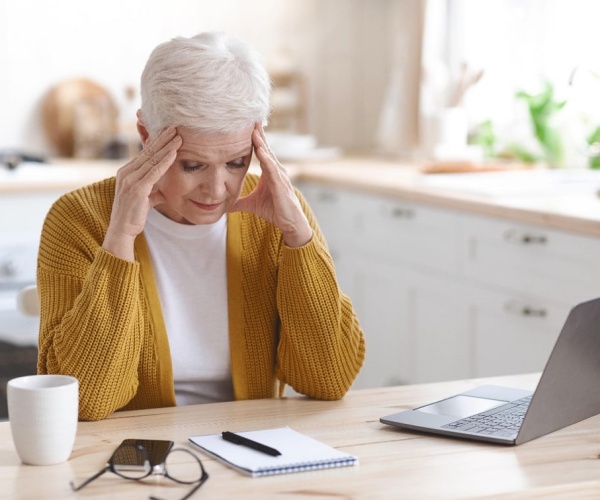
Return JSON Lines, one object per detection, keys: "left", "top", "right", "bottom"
{"left": 37, "top": 32, "right": 365, "bottom": 421}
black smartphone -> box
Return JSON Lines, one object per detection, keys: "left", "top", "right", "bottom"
{"left": 112, "top": 439, "right": 174, "bottom": 472}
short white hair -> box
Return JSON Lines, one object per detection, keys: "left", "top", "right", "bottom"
{"left": 140, "top": 32, "right": 271, "bottom": 134}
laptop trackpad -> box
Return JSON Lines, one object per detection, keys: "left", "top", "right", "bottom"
{"left": 417, "top": 395, "right": 506, "bottom": 418}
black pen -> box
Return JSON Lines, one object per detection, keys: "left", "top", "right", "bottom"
{"left": 222, "top": 431, "right": 282, "bottom": 457}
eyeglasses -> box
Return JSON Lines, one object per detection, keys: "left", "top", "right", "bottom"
{"left": 70, "top": 443, "right": 209, "bottom": 500}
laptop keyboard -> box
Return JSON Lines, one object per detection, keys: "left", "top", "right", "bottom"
{"left": 441, "top": 395, "right": 532, "bottom": 439}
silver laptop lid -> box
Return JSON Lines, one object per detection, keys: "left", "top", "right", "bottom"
{"left": 517, "top": 296, "right": 600, "bottom": 444}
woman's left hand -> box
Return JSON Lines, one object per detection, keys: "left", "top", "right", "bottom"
{"left": 231, "top": 124, "right": 313, "bottom": 248}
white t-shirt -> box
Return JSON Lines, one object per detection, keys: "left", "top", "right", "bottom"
{"left": 143, "top": 208, "right": 233, "bottom": 406}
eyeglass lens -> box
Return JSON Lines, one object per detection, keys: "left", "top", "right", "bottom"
{"left": 111, "top": 444, "right": 153, "bottom": 479}
{"left": 163, "top": 448, "right": 206, "bottom": 484}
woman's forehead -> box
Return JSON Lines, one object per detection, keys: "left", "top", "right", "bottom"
{"left": 176, "top": 126, "right": 253, "bottom": 159}
{"left": 176, "top": 126, "right": 252, "bottom": 145}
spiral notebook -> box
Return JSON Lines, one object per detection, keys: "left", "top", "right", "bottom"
{"left": 189, "top": 426, "right": 358, "bottom": 477}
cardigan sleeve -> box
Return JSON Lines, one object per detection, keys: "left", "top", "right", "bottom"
{"left": 37, "top": 188, "right": 146, "bottom": 421}
{"left": 274, "top": 188, "right": 366, "bottom": 399}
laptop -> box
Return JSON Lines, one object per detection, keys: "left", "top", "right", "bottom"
{"left": 380, "top": 297, "right": 600, "bottom": 445}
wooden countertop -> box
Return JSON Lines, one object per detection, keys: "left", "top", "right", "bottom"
{"left": 294, "top": 158, "right": 600, "bottom": 238}
{"left": 8, "top": 373, "right": 600, "bottom": 499}
{"left": 0, "top": 159, "right": 121, "bottom": 195}
{"left": 3, "top": 157, "right": 600, "bottom": 237}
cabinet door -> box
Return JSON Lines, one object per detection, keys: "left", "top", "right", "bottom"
{"left": 295, "top": 182, "right": 357, "bottom": 260}
{"left": 0, "top": 192, "right": 62, "bottom": 286}
{"left": 348, "top": 258, "right": 410, "bottom": 389}
{"left": 350, "top": 258, "right": 471, "bottom": 388}
{"left": 296, "top": 182, "right": 360, "bottom": 303}
{"left": 467, "top": 287, "right": 570, "bottom": 378}
{"left": 352, "top": 192, "right": 462, "bottom": 276}
{"left": 463, "top": 214, "right": 600, "bottom": 305}
{"left": 0, "top": 192, "right": 62, "bottom": 233}
{"left": 408, "top": 270, "right": 471, "bottom": 383}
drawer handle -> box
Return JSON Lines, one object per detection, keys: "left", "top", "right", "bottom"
{"left": 389, "top": 207, "right": 415, "bottom": 219}
{"left": 521, "top": 235, "right": 547, "bottom": 244}
{"left": 504, "top": 229, "right": 547, "bottom": 245}
{"left": 504, "top": 300, "right": 547, "bottom": 318}
{"left": 0, "top": 259, "right": 18, "bottom": 278}
{"left": 521, "top": 306, "right": 547, "bottom": 317}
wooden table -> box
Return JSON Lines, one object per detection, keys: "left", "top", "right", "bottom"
{"left": 2, "top": 373, "right": 600, "bottom": 499}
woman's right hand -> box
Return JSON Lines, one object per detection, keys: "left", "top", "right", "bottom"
{"left": 103, "top": 127, "right": 182, "bottom": 261}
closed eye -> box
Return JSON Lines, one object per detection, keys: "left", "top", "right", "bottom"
{"left": 181, "top": 161, "right": 205, "bottom": 172}
{"left": 226, "top": 155, "right": 249, "bottom": 169}
{"left": 227, "top": 161, "right": 246, "bottom": 169}
{"left": 180, "top": 156, "right": 249, "bottom": 172}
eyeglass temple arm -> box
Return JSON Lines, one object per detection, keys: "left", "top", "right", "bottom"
{"left": 70, "top": 465, "right": 110, "bottom": 492}
{"left": 149, "top": 471, "right": 209, "bottom": 500}
{"left": 180, "top": 477, "right": 208, "bottom": 500}
{"left": 149, "top": 478, "right": 206, "bottom": 500}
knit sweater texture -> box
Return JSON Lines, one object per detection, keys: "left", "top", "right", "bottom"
{"left": 37, "top": 174, "right": 366, "bottom": 421}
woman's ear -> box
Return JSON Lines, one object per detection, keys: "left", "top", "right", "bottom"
{"left": 136, "top": 109, "right": 150, "bottom": 146}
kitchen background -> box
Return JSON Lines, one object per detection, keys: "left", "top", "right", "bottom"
{"left": 2, "top": 0, "right": 600, "bottom": 165}
{"left": 2, "top": 0, "right": 600, "bottom": 418}
{"left": 1, "top": 0, "right": 420, "bottom": 159}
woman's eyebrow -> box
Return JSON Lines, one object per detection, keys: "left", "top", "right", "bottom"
{"left": 177, "top": 147, "right": 252, "bottom": 161}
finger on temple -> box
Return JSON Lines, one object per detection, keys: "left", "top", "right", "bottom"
{"left": 141, "top": 127, "right": 178, "bottom": 158}
{"left": 139, "top": 141, "right": 180, "bottom": 181}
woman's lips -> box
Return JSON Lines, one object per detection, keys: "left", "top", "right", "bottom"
{"left": 191, "top": 200, "right": 222, "bottom": 211}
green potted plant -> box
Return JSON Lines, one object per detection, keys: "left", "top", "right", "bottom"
{"left": 515, "top": 82, "right": 566, "bottom": 167}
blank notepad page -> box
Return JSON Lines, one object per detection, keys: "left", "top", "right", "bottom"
{"left": 189, "top": 426, "right": 358, "bottom": 477}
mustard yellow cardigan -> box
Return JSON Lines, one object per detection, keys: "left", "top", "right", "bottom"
{"left": 37, "top": 174, "right": 365, "bottom": 421}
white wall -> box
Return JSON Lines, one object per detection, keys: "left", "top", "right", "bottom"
{"left": 0, "top": 0, "right": 303, "bottom": 155}
{"left": 0, "top": 0, "right": 421, "bottom": 158}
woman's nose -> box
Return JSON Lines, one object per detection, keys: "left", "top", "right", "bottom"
{"left": 199, "top": 167, "right": 227, "bottom": 199}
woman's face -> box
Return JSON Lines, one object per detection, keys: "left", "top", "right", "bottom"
{"left": 151, "top": 126, "right": 253, "bottom": 225}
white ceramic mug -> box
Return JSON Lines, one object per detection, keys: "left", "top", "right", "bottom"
{"left": 7, "top": 374, "right": 78, "bottom": 465}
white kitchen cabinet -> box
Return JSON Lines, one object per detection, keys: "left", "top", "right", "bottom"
{"left": 345, "top": 256, "right": 410, "bottom": 389}
{"left": 341, "top": 256, "right": 470, "bottom": 389}
{"left": 408, "top": 271, "right": 471, "bottom": 383}
{"left": 351, "top": 192, "right": 462, "bottom": 275}
{"left": 0, "top": 191, "right": 62, "bottom": 286}
{"left": 0, "top": 191, "right": 61, "bottom": 347}
{"left": 298, "top": 183, "right": 357, "bottom": 261}
{"left": 297, "top": 180, "right": 597, "bottom": 389}
{"left": 298, "top": 182, "right": 469, "bottom": 388}
{"left": 463, "top": 214, "right": 600, "bottom": 305}
{"left": 0, "top": 192, "right": 61, "bottom": 234}
{"left": 465, "top": 286, "right": 570, "bottom": 378}
{"left": 298, "top": 183, "right": 362, "bottom": 298}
